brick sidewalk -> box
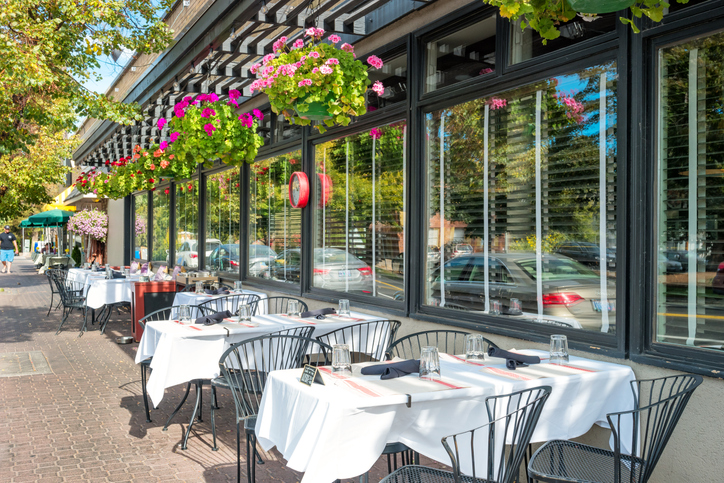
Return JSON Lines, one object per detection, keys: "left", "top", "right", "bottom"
{"left": 0, "top": 257, "right": 446, "bottom": 482}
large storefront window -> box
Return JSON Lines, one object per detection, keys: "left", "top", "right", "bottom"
{"left": 424, "top": 62, "right": 617, "bottom": 333}
{"left": 656, "top": 32, "right": 724, "bottom": 349}
{"left": 249, "top": 151, "right": 302, "bottom": 284}
{"left": 205, "top": 168, "right": 241, "bottom": 275}
{"left": 152, "top": 187, "right": 171, "bottom": 263}
{"left": 313, "top": 122, "right": 406, "bottom": 299}
{"left": 175, "top": 179, "right": 199, "bottom": 269}
{"left": 133, "top": 193, "right": 148, "bottom": 261}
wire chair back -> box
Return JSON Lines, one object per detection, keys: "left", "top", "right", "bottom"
{"left": 443, "top": 386, "right": 551, "bottom": 483}
{"left": 315, "top": 320, "right": 401, "bottom": 363}
{"left": 138, "top": 305, "right": 216, "bottom": 328}
{"left": 386, "top": 330, "right": 499, "bottom": 360}
{"left": 197, "top": 294, "right": 261, "bottom": 315}
{"left": 269, "top": 326, "right": 315, "bottom": 339}
{"left": 46, "top": 269, "right": 68, "bottom": 294}
{"left": 606, "top": 374, "right": 703, "bottom": 483}
{"left": 250, "top": 296, "right": 308, "bottom": 316}
{"left": 54, "top": 278, "right": 87, "bottom": 307}
{"left": 218, "top": 335, "right": 333, "bottom": 421}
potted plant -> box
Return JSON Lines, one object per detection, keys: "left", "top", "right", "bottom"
{"left": 251, "top": 28, "right": 385, "bottom": 133}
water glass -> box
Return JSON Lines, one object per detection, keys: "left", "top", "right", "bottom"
{"left": 509, "top": 298, "right": 522, "bottom": 315}
{"left": 419, "top": 346, "right": 441, "bottom": 380}
{"left": 123, "top": 268, "right": 130, "bottom": 277}
{"left": 105, "top": 266, "right": 112, "bottom": 279}
{"left": 195, "top": 281, "right": 204, "bottom": 293}
{"left": 238, "top": 304, "right": 252, "bottom": 322}
{"left": 465, "top": 334, "right": 485, "bottom": 360}
{"left": 287, "top": 300, "right": 300, "bottom": 317}
{"left": 490, "top": 299, "right": 502, "bottom": 315}
{"left": 179, "top": 305, "right": 192, "bottom": 324}
{"left": 234, "top": 281, "right": 243, "bottom": 293}
{"left": 338, "top": 299, "right": 351, "bottom": 317}
{"left": 332, "top": 344, "right": 352, "bottom": 374}
{"left": 550, "top": 335, "right": 569, "bottom": 364}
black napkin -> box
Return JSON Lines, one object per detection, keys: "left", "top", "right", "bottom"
{"left": 360, "top": 359, "right": 419, "bottom": 380}
{"left": 194, "top": 310, "right": 233, "bottom": 325}
{"left": 204, "top": 288, "right": 230, "bottom": 295}
{"left": 487, "top": 347, "right": 541, "bottom": 370}
{"left": 300, "top": 308, "right": 336, "bottom": 318}
{"left": 111, "top": 271, "right": 126, "bottom": 279}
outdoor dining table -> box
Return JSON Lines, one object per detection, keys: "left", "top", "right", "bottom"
{"left": 172, "top": 289, "right": 269, "bottom": 315}
{"left": 254, "top": 350, "right": 637, "bottom": 483}
{"left": 39, "top": 255, "right": 74, "bottom": 273}
{"left": 67, "top": 268, "right": 141, "bottom": 309}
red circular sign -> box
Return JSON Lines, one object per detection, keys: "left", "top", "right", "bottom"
{"left": 289, "top": 172, "right": 309, "bottom": 208}
{"left": 318, "top": 173, "right": 333, "bottom": 208}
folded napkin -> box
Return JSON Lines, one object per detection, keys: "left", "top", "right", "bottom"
{"left": 300, "top": 308, "right": 336, "bottom": 318}
{"left": 153, "top": 265, "right": 167, "bottom": 281}
{"left": 172, "top": 266, "right": 181, "bottom": 279}
{"left": 111, "top": 271, "right": 126, "bottom": 279}
{"left": 140, "top": 262, "right": 149, "bottom": 275}
{"left": 195, "top": 310, "right": 233, "bottom": 326}
{"left": 204, "top": 288, "right": 230, "bottom": 295}
{"left": 360, "top": 359, "right": 419, "bottom": 380}
{"left": 487, "top": 347, "right": 541, "bottom": 370}
{"left": 130, "top": 262, "right": 138, "bottom": 274}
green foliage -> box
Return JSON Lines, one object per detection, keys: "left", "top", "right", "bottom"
{"left": 71, "top": 245, "right": 82, "bottom": 267}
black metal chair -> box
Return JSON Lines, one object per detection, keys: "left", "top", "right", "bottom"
{"left": 53, "top": 278, "right": 89, "bottom": 336}
{"left": 249, "top": 296, "right": 308, "bottom": 316}
{"left": 380, "top": 386, "right": 552, "bottom": 483}
{"left": 209, "top": 325, "right": 315, "bottom": 451}
{"left": 219, "top": 334, "right": 333, "bottom": 483}
{"left": 197, "top": 293, "right": 262, "bottom": 316}
{"left": 528, "top": 374, "right": 702, "bottom": 483}
{"left": 386, "top": 330, "right": 499, "bottom": 360}
{"left": 46, "top": 269, "right": 68, "bottom": 316}
{"left": 315, "top": 319, "right": 402, "bottom": 363}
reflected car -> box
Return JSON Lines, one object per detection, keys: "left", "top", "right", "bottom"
{"left": 555, "top": 241, "right": 616, "bottom": 270}
{"left": 271, "top": 248, "right": 373, "bottom": 293}
{"left": 207, "top": 244, "right": 240, "bottom": 271}
{"left": 176, "top": 238, "right": 221, "bottom": 268}
{"left": 429, "top": 252, "right": 616, "bottom": 332}
{"left": 248, "top": 245, "right": 278, "bottom": 278}
{"left": 658, "top": 253, "right": 683, "bottom": 273}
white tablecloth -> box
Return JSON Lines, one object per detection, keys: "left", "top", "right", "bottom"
{"left": 67, "top": 268, "right": 141, "bottom": 309}
{"left": 172, "top": 290, "right": 269, "bottom": 315}
{"left": 135, "top": 311, "right": 383, "bottom": 407}
{"left": 255, "top": 351, "right": 636, "bottom": 483}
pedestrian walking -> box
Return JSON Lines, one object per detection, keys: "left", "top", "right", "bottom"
{"left": 0, "top": 225, "right": 19, "bottom": 274}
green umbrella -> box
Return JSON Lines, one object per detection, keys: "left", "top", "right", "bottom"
{"left": 19, "top": 218, "right": 40, "bottom": 227}
{"left": 27, "top": 209, "right": 75, "bottom": 227}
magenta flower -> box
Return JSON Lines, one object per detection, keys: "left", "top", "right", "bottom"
{"left": 320, "top": 65, "right": 333, "bottom": 75}
{"left": 183, "top": 96, "right": 193, "bottom": 102}
{"left": 369, "top": 128, "right": 382, "bottom": 140}
{"left": 229, "top": 89, "right": 241, "bottom": 100}
{"left": 208, "top": 93, "right": 219, "bottom": 102}
{"left": 326, "top": 58, "right": 339, "bottom": 65}
{"left": 252, "top": 109, "right": 264, "bottom": 120}
{"left": 367, "top": 55, "right": 383, "bottom": 69}
{"left": 203, "top": 123, "right": 216, "bottom": 136}
{"left": 157, "top": 118, "right": 167, "bottom": 130}
{"left": 487, "top": 98, "right": 507, "bottom": 110}
{"left": 170, "top": 132, "right": 180, "bottom": 143}
{"left": 159, "top": 141, "right": 168, "bottom": 150}
{"left": 328, "top": 34, "right": 341, "bottom": 43}
{"left": 238, "top": 113, "right": 253, "bottom": 128}
{"left": 174, "top": 108, "right": 185, "bottom": 118}
{"left": 196, "top": 93, "right": 209, "bottom": 103}
{"left": 371, "top": 80, "right": 384, "bottom": 96}
{"left": 201, "top": 108, "right": 216, "bottom": 118}
{"left": 227, "top": 99, "right": 238, "bottom": 107}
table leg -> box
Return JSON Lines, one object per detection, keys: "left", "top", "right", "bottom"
{"left": 181, "top": 380, "right": 203, "bottom": 450}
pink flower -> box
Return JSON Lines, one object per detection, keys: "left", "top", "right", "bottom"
{"left": 371, "top": 80, "right": 384, "bottom": 96}
{"left": 252, "top": 109, "right": 264, "bottom": 120}
{"left": 262, "top": 65, "right": 275, "bottom": 77}
{"left": 250, "top": 80, "right": 262, "bottom": 92}
{"left": 174, "top": 108, "right": 185, "bottom": 118}
{"left": 204, "top": 123, "right": 216, "bottom": 136}
{"left": 293, "top": 39, "right": 304, "bottom": 49}
{"left": 305, "top": 79, "right": 313, "bottom": 86}
{"left": 208, "top": 93, "right": 219, "bottom": 102}
{"left": 328, "top": 34, "right": 341, "bottom": 43}
{"left": 480, "top": 68, "right": 493, "bottom": 75}
{"left": 148, "top": 164, "right": 156, "bottom": 171}
{"left": 170, "top": 132, "right": 180, "bottom": 143}
{"left": 196, "top": 93, "right": 209, "bottom": 103}
{"left": 320, "top": 65, "right": 333, "bottom": 75}
{"left": 201, "top": 107, "right": 216, "bottom": 118}
{"left": 341, "top": 43, "right": 354, "bottom": 53}
{"left": 157, "top": 118, "right": 167, "bottom": 130}
{"left": 488, "top": 98, "right": 507, "bottom": 110}
{"left": 369, "top": 128, "right": 382, "bottom": 139}
{"left": 309, "top": 51, "right": 320, "bottom": 59}
{"left": 326, "top": 58, "right": 339, "bottom": 65}
{"left": 227, "top": 99, "right": 238, "bottom": 107}
{"left": 229, "top": 89, "right": 241, "bottom": 100}
{"left": 238, "top": 113, "right": 253, "bottom": 128}
{"left": 298, "top": 80, "right": 306, "bottom": 87}
{"left": 159, "top": 141, "right": 168, "bottom": 150}
{"left": 312, "top": 67, "right": 319, "bottom": 74}
{"left": 367, "top": 55, "right": 383, "bottom": 69}
{"left": 250, "top": 63, "right": 261, "bottom": 74}
{"left": 262, "top": 53, "right": 275, "bottom": 65}
{"left": 314, "top": 28, "right": 325, "bottom": 37}
{"left": 273, "top": 38, "right": 286, "bottom": 52}
{"left": 183, "top": 96, "right": 193, "bottom": 102}
{"left": 160, "top": 160, "right": 169, "bottom": 169}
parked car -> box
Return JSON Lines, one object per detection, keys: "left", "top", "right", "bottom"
{"left": 663, "top": 249, "right": 707, "bottom": 272}
{"left": 658, "top": 253, "right": 683, "bottom": 273}
{"left": 176, "top": 238, "right": 221, "bottom": 268}
{"left": 429, "top": 252, "right": 616, "bottom": 332}
{"left": 248, "top": 245, "right": 278, "bottom": 278}
{"left": 207, "top": 244, "right": 240, "bottom": 272}
{"left": 205, "top": 244, "right": 279, "bottom": 274}
{"left": 451, "top": 244, "right": 473, "bottom": 258}
{"left": 271, "top": 248, "right": 373, "bottom": 293}
{"left": 555, "top": 241, "right": 616, "bottom": 270}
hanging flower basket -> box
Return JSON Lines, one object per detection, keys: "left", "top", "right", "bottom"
{"left": 251, "top": 28, "right": 385, "bottom": 133}
{"left": 567, "top": 0, "right": 634, "bottom": 14}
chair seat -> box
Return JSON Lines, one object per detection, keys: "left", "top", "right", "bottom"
{"left": 380, "top": 465, "right": 489, "bottom": 483}
{"left": 244, "top": 415, "right": 256, "bottom": 432}
{"left": 383, "top": 441, "right": 412, "bottom": 454}
{"left": 140, "top": 358, "right": 152, "bottom": 366}
{"left": 211, "top": 376, "right": 228, "bottom": 388}
{"left": 528, "top": 440, "right": 645, "bottom": 483}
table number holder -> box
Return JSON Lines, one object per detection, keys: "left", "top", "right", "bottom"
{"left": 300, "top": 365, "right": 325, "bottom": 386}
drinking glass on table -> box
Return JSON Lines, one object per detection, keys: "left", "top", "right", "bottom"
{"left": 420, "top": 346, "right": 441, "bottom": 379}
{"left": 332, "top": 344, "right": 352, "bottom": 374}
{"left": 195, "top": 281, "right": 204, "bottom": 293}
{"left": 549, "top": 335, "right": 569, "bottom": 364}
{"left": 465, "top": 334, "right": 485, "bottom": 360}
{"left": 338, "top": 299, "right": 350, "bottom": 317}
{"left": 234, "top": 281, "right": 243, "bottom": 293}
{"left": 287, "top": 300, "right": 300, "bottom": 318}
{"left": 179, "top": 305, "right": 192, "bottom": 324}
{"left": 238, "top": 304, "right": 258, "bottom": 326}
{"left": 123, "top": 268, "right": 130, "bottom": 277}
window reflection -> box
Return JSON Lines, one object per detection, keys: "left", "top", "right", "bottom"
{"left": 133, "top": 193, "right": 147, "bottom": 261}
{"left": 656, "top": 32, "right": 724, "bottom": 350}
{"left": 249, "top": 151, "right": 302, "bottom": 284}
{"left": 425, "top": 62, "right": 617, "bottom": 333}
{"left": 175, "top": 179, "right": 198, "bottom": 269}
{"left": 313, "top": 122, "right": 406, "bottom": 299}
{"left": 367, "top": 53, "right": 407, "bottom": 110}
{"left": 152, "top": 187, "right": 171, "bottom": 264}
{"left": 205, "top": 168, "right": 241, "bottom": 274}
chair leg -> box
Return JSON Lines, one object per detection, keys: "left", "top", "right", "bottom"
{"left": 79, "top": 308, "right": 90, "bottom": 337}
{"left": 181, "top": 381, "right": 202, "bottom": 450}
{"left": 56, "top": 307, "right": 69, "bottom": 335}
{"left": 141, "top": 365, "right": 151, "bottom": 423}
{"left": 237, "top": 421, "right": 241, "bottom": 483}
{"left": 211, "top": 387, "right": 218, "bottom": 451}
{"left": 47, "top": 293, "right": 54, "bottom": 317}
{"left": 246, "top": 428, "right": 252, "bottom": 483}
{"left": 212, "top": 386, "right": 220, "bottom": 409}
{"left": 163, "top": 382, "right": 192, "bottom": 431}
{"left": 197, "top": 383, "right": 203, "bottom": 422}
